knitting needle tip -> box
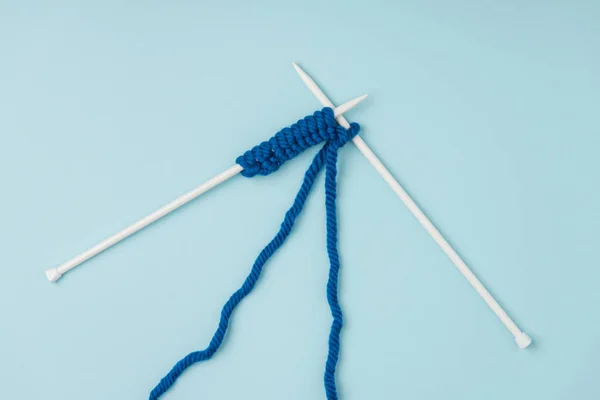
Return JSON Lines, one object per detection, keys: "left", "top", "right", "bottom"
{"left": 292, "top": 62, "right": 338, "bottom": 117}
{"left": 294, "top": 64, "right": 367, "bottom": 120}
{"left": 334, "top": 94, "right": 368, "bottom": 117}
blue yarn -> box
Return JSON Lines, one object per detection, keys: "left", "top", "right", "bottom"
{"left": 324, "top": 138, "right": 344, "bottom": 400}
{"left": 149, "top": 107, "right": 360, "bottom": 400}
{"left": 236, "top": 108, "right": 343, "bottom": 177}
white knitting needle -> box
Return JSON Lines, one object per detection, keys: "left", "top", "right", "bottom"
{"left": 45, "top": 95, "right": 368, "bottom": 283}
{"left": 292, "top": 62, "right": 531, "bottom": 349}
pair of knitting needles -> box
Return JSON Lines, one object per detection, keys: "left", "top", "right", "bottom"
{"left": 45, "top": 63, "right": 531, "bottom": 349}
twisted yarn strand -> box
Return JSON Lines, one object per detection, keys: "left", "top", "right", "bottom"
{"left": 324, "top": 141, "right": 343, "bottom": 399}
{"left": 149, "top": 107, "right": 360, "bottom": 400}
{"left": 149, "top": 147, "right": 326, "bottom": 400}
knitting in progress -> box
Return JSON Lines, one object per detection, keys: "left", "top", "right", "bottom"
{"left": 149, "top": 107, "right": 360, "bottom": 399}
{"left": 43, "top": 63, "right": 531, "bottom": 400}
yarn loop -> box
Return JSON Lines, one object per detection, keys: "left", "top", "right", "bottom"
{"left": 150, "top": 107, "right": 360, "bottom": 400}
{"left": 236, "top": 107, "right": 355, "bottom": 177}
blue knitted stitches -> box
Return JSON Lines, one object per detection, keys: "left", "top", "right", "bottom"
{"left": 150, "top": 107, "right": 360, "bottom": 400}
{"left": 236, "top": 107, "right": 341, "bottom": 177}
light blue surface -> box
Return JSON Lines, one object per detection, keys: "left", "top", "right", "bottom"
{"left": 1, "top": 2, "right": 599, "bottom": 399}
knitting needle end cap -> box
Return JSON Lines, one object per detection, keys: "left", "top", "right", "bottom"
{"left": 45, "top": 267, "right": 62, "bottom": 283}
{"left": 515, "top": 332, "right": 532, "bottom": 349}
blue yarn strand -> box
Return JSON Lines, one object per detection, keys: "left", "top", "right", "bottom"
{"left": 324, "top": 141, "right": 343, "bottom": 400}
{"left": 149, "top": 107, "right": 360, "bottom": 399}
{"left": 149, "top": 147, "right": 327, "bottom": 400}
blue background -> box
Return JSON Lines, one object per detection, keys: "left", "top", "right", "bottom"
{"left": 1, "top": 1, "right": 599, "bottom": 399}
